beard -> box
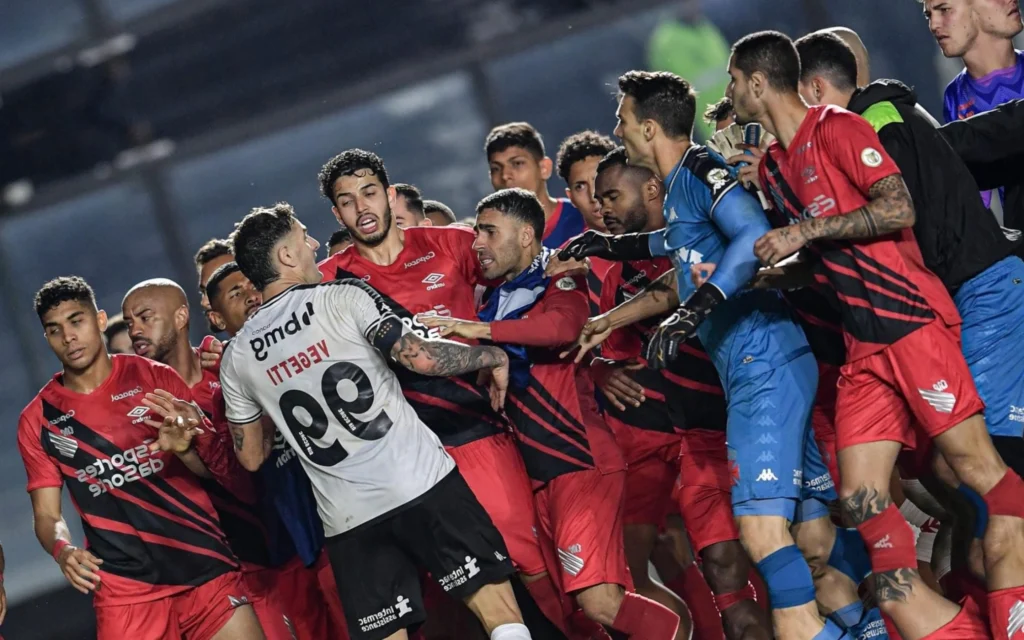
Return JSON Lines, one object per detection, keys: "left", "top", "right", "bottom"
{"left": 353, "top": 204, "right": 394, "bottom": 248}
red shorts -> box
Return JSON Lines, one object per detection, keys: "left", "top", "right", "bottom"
{"left": 535, "top": 469, "right": 631, "bottom": 593}
{"left": 623, "top": 439, "right": 681, "bottom": 526}
{"left": 243, "top": 565, "right": 298, "bottom": 640}
{"left": 920, "top": 595, "right": 990, "bottom": 639}
{"left": 676, "top": 429, "right": 739, "bottom": 553}
{"left": 836, "top": 320, "right": 985, "bottom": 452}
{"left": 988, "top": 585, "right": 1024, "bottom": 639}
{"left": 813, "top": 364, "right": 841, "bottom": 487}
{"left": 94, "top": 571, "right": 250, "bottom": 640}
{"left": 447, "top": 433, "right": 547, "bottom": 575}
{"left": 314, "top": 550, "right": 349, "bottom": 638}
{"left": 268, "top": 556, "right": 339, "bottom": 640}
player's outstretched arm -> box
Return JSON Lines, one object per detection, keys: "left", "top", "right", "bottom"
{"left": 557, "top": 229, "right": 658, "bottom": 262}
{"left": 229, "top": 417, "right": 275, "bottom": 472}
{"left": 29, "top": 487, "right": 103, "bottom": 594}
{"left": 390, "top": 331, "right": 508, "bottom": 378}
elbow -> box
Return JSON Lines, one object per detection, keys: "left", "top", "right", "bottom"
{"left": 238, "top": 451, "right": 265, "bottom": 472}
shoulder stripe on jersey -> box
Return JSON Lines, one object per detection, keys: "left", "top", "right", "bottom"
{"left": 861, "top": 101, "right": 904, "bottom": 133}
{"left": 762, "top": 154, "right": 806, "bottom": 223}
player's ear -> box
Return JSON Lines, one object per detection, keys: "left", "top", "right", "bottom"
{"left": 642, "top": 119, "right": 657, "bottom": 143}
{"left": 750, "top": 71, "right": 766, "bottom": 100}
{"left": 564, "top": 187, "right": 572, "bottom": 201}
{"left": 539, "top": 156, "right": 553, "bottom": 181}
{"left": 207, "top": 310, "right": 227, "bottom": 333}
{"left": 645, "top": 176, "right": 663, "bottom": 203}
{"left": 418, "top": 216, "right": 433, "bottom": 227}
{"left": 174, "top": 305, "right": 189, "bottom": 332}
{"left": 386, "top": 185, "right": 398, "bottom": 209}
{"left": 331, "top": 205, "right": 343, "bottom": 226}
{"left": 96, "top": 309, "right": 108, "bottom": 333}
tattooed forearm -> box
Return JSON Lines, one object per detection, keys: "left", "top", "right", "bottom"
{"left": 230, "top": 425, "right": 245, "bottom": 452}
{"left": 799, "top": 175, "right": 915, "bottom": 242}
{"left": 608, "top": 268, "right": 680, "bottom": 330}
{"left": 391, "top": 333, "right": 508, "bottom": 377}
{"left": 839, "top": 485, "right": 893, "bottom": 525}
{"left": 875, "top": 568, "right": 917, "bottom": 604}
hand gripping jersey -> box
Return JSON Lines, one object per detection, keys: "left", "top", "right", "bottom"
{"left": 318, "top": 226, "right": 505, "bottom": 448}
{"left": 759, "top": 105, "right": 962, "bottom": 363}
{"left": 219, "top": 279, "right": 454, "bottom": 537}
{"left": 17, "top": 354, "right": 237, "bottom": 606}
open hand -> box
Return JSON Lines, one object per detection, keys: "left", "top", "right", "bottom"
{"left": 690, "top": 262, "right": 717, "bottom": 288}
{"left": 591, "top": 359, "right": 646, "bottom": 411}
{"left": 142, "top": 390, "right": 205, "bottom": 453}
{"left": 753, "top": 226, "right": 809, "bottom": 267}
{"left": 57, "top": 544, "right": 103, "bottom": 594}
{"left": 726, "top": 144, "right": 765, "bottom": 191}
{"left": 199, "top": 336, "right": 223, "bottom": 371}
{"left": 561, "top": 315, "right": 614, "bottom": 363}
{"left": 545, "top": 254, "right": 589, "bottom": 278}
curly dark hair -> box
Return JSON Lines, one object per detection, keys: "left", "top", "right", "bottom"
{"left": 35, "top": 276, "right": 97, "bottom": 320}
{"left": 618, "top": 70, "right": 697, "bottom": 139}
{"left": 555, "top": 131, "right": 617, "bottom": 183}
{"left": 318, "top": 149, "right": 391, "bottom": 204}
{"left": 229, "top": 202, "right": 298, "bottom": 290}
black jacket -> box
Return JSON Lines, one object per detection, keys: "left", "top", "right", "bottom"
{"left": 847, "top": 80, "right": 1021, "bottom": 293}
{"left": 938, "top": 98, "right": 1024, "bottom": 238}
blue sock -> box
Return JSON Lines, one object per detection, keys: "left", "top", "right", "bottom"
{"left": 813, "top": 618, "right": 848, "bottom": 639}
{"left": 850, "top": 606, "right": 889, "bottom": 639}
{"left": 827, "top": 527, "right": 872, "bottom": 585}
{"left": 828, "top": 600, "right": 865, "bottom": 629}
{"left": 958, "top": 484, "right": 989, "bottom": 538}
{"left": 755, "top": 545, "right": 816, "bottom": 609}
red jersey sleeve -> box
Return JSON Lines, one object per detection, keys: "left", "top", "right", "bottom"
{"left": 432, "top": 226, "right": 482, "bottom": 286}
{"left": 17, "top": 400, "right": 64, "bottom": 492}
{"left": 820, "top": 109, "right": 901, "bottom": 201}
{"left": 490, "top": 271, "right": 589, "bottom": 347}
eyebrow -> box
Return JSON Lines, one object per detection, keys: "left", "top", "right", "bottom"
{"left": 476, "top": 223, "right": 496, "bottom": 232}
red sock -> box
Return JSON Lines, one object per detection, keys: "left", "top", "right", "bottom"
{"left": 983, "top": 470, "right": 1024, "bottom": 519}
{"left": 664, "top": 563, "right": 723, "bottom": 640}
{"left": 748, "top": 568, "right": 769, "bottom": 611}
{"left": 855, "top": 503, "right": 918, "bottom": 574}
{"left": 712, "top": 582, "right": 756, "bottom": 613}
{"left": 524, "top": 575, "right": 571, "bottom": 634}
{"left": 610, "top": 591, "right": 680, "bottom": 639}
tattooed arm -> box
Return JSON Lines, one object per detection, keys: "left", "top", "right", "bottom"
{"left": 605, "top": 268, "right": 680, "bottom": 331}
{"left": 389, "top": 331, "right": 509, "bottom": 378}
{"left": 229, "top": 417, "right": 274, "bottom": 472}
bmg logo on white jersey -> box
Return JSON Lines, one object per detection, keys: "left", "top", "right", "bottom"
{"left": 251, "top": 301, "right": 315, "bottom": 361}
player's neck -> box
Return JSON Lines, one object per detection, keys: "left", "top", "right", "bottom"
{"left": 643, "top": 207, "right": 666, "bottom": 232}
{"left": 63, "top": 351, "right": 114, "bottom": 394}
{"left": 354, "top": 226, "right": 406, "bottom": 266}
{"left": 962, "top": 36, "right": 1017, "bottom": 78}
{"left": 763, "top": 94, "right": 810, "bottom": 149}
{"left": 261, "top": 275, "right": 306, "bottom": 304}
{"left": 165, "top": 338, "right": 203, "bottom": 387}
{"left": 506, "top": 248, "right": 540, "bottom": 282}
{"left": 653, "top": 137, "right": 693, "bottom": 182}
{"left": 537, "top": 189, "right": 558, "bottom": 219}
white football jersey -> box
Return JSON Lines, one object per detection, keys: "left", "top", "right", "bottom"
{"left": 220, "top": 279, "right": 454, "bottom": 536}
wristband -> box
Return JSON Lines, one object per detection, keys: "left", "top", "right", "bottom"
{"left": 53, "top": 539, "right": 72, "bottom": 562}
{"left": 683, "top": 282, "right": 726, "bottom": 316}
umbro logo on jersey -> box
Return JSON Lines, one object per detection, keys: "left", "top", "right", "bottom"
{"left": 873, "top": 535, "right": 893, "bottom": 549}
{"left": 128, "top": 406, "right": 150, "bottom": 424}
{"left": 918, "top": 380, "right": 955, "bottom": 414}
{"left": 48, "top": 432, "right": 78, "bottom": 458}
{"left": 111, "top": 386, "right": 142, "bottom": 401}
{"left": 422, "top": 273, "right": 445, "bottom": 290}
{"left": 250, "top": 301, "right": 316, "bottom": 361}
{"left": 755, "top": 469, "right": 778, "bottom": 482}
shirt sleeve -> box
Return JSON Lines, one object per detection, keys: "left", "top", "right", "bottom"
{"left": 17, "top": 405, "right": 64, "bottom": 492}
{"left": 219, "top": 346, "right": 265, "bottom": 425}
{"left": 436, "top": 227, "right": 483, "bottom": 286}
{"left": 329, "top": 278, "right": 412, "bottom": 358}
{"left": 706, "top": 188, "right": 773, "bottom": 299}
{"left": 821, "top": 110, "right": 902, "bottom": 198}
{"left": 647, "top": 230, "right": 670, "bottom": 257}
{"left": 489, "top": 271, "right": 590, "bottom": 347}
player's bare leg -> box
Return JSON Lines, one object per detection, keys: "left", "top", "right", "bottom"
{"left": 791, "top": 515, "right": 864, "bottom": 617}
{"left": 933, "top": 414, "right": 1024, "bottom": 591}
{"left": 838, "top": 440, "right": 960, "bottom": 639}
{"left": 380, "top": 631, "right": 409, "bottom": 640}
{"left": 463, "top": 580, "right": 533, "bottom": 639}
{"left": 210, "top": 604, "right": 268, "bottom": 640}
{"left": 736, "top": 514, "right": 827, "bottom": 638}
{"left": 693, "top": 540, "right": 772, "bottom": 640}
{"left": 623, "top": 523, "right": 693, "bottom": 640}
{"left": 518, "top": 570, "right": 571, "bottom": 633}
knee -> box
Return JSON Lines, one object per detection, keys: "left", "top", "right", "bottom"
{"left": 792, "top": 522, "right": 834, "bottom": 576}
{"left": 838, "top": 482, "right": 892, "bottom": 525}
{"left": 576, "top": 584, "right": 625, "bottom": 627}
{"left": 737, "top": 515, "right": 791, "bottom": 562}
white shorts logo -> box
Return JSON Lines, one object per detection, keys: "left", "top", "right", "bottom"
{"left": 395, "top": 596, "right": 412, "bottom": 618}
{"left": 861, "top": 147, "right": 883, "bottom": 168}
{"left": 918, "top": 380, "right": 956, "bottom": 414}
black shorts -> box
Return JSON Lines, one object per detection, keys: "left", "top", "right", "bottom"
{"left": 326, "top": 468, "right": 515, "bottom": 640}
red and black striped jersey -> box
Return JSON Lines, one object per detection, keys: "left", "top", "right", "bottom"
{"left": 17, "top": 355, "right": 236, "bottom": 606}
{"left": 759, "top": 105, "right": 961, "bottom": 361}
{"left": 190, "top": 368, "right": 295, "bottom": 570}
{"left": 599, "top": 258, "right": 726, "bottom": 447}
{"left": 317, "top": 226, "right": 506, "bottom": 447}
{"left": 489, "top": 271, "right": 626, "bottom": 485}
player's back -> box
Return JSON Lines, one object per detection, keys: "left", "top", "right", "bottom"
{"left": 220, "top": 280, "right": 454, "bottom": 537}
{"left": 660, "top": 145, "right": 811, "bottom": 387}
{"left": 16, "top": 354, "right": 236, "bottom": 604}
{"left": 318, "top": 226, "right": 504, "bottom": 448}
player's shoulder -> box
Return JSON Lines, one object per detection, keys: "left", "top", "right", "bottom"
{"left": 814, "top": 104, "right": 868, "bottom": 130}
{"left": 405, "top": 224, "right": 474, "bottom": 257}
{"left": 547, "top": 268, "right": 588, "bottom": 295}
{"left": 121, "top": 353, "right": 181, "bottom": 387}
{"left": 681, "top": 144, "right": 738, "bottom": 200}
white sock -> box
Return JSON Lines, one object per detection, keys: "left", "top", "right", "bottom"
{"left": 491, "top": 622, "right": 532, "bottom": 639}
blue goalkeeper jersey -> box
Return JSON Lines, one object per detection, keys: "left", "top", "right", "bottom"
{"left": 648, "top": 145, "right": 811, "bottom": 391}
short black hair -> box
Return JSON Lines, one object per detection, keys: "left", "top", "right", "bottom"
{"left": 35, "top": 276, "right": 97, "bottom": 320}
{"left": 555, "top": 131, "right": 617, "bottom": 183}
{"left": 794, "top": 32, "right": 858, "bottom": 91}
{"left": 476, "top": 188, "right": 545, "bottom": 242}
{"left": 230, "top": 202, "right": 297, "bottom": 291}
{"left": 103, "top": 313, "right": 128, "bottom": 341}
{"left": 731, "top": 30, "right": 801, "bottom": 92}
{"left": 194, "top": 238, "right": 232, "bottom": 270}
{"left": 328, "top": 227, "right": 352, "bottom": 247}
{"left": 393, "top": 183, "right": 424, "bottom": 216}
{"left": 318, "top": 149, "right": 391, "bottom": 203}
{"left": 423, "top": 199, "right": 456, "bottom": 224}
{"left": 704, "top": 97, "right": 734, "bottom": 126}
{"left": 617, "top": 71, "right": 697, "bottom": 139}
{"left": 205, "top": 261, "right": 241, "bottom": 303}
{"left": 596, "top": 146, "right": 629, "bottom": 176}
{"left": 485, "top": 122, "right": 545, "bottom": 161}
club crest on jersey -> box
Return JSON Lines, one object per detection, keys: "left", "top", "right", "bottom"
{"left": 556, "top": 276, "right": 576, "bottom": 291}
{"left": 706, "top": 167, "right": 730, "bottom": 195}
{"left": 860, "top": 147, "right": 883, "bottom": 168}
{"left": 250, "top": 301, "right": 315, "bottom": 361}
